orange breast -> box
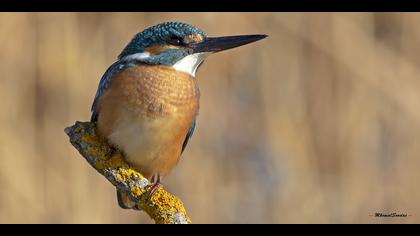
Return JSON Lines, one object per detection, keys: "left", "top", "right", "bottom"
{"left": 96, "top": 64, "right": 199, "bottom": 178}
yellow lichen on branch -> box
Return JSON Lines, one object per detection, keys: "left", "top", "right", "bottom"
{"left": 64, "top": 121, "right": 191, "bottom": 224}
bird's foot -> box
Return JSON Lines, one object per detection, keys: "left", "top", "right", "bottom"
{"left": 148, "top": 174, "right": 162, "bottom": 201}
{"left": 148, "top": 182, "right": 162, "bottom": 201}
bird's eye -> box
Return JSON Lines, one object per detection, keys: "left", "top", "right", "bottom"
{"left": 168, "top": 36, "right": 185, "bottom": 46}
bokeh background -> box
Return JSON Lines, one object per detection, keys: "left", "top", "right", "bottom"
{"left": 1, "top": 12, "right": 420, "bottom": 223}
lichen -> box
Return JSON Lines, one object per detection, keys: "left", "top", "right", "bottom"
{"left": 130, "top": 186, "right": 144, "bottom": 197}
{"left": 65, "top": 121, "right": 191, "bottom": 224}
{"left": 137, "top": 187, "right": 191, "bottom": 224}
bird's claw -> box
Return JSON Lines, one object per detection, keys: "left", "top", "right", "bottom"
{"left": 148, "top": 182, "right": 162, "bottom": 202}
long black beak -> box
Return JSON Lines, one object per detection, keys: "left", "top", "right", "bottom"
{"left": 192, "top": 34, "right": 267, "bottom": 53}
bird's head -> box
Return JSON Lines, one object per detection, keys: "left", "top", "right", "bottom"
{"left": 118, "top": 22, "right": 267, "bottom": 76}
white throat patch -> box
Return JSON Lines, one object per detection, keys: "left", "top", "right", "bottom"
{"left": 172, "top": 53, "right": 209, "bottom": 77}
{"left": 121, "top": 52, "right": 151, "bottom": 61}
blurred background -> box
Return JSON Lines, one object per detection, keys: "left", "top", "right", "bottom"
{"left": 0, "top": 12, "right": 419, "bottom": 223}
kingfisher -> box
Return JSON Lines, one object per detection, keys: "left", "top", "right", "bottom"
{"left": 90, "top": 22, "right": 266, "bottom": 210}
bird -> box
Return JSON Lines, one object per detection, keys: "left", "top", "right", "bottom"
{"left": 90, "top": 21, "right": 267, "bottom": 210}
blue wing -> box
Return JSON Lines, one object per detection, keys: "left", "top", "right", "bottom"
{"left": 181, "top": 119, "right": 196, "bottom": 154}
{"left": 90, "top": 61, "right": 124, "bottom": 122}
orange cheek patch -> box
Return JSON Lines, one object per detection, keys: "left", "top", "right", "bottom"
{"left": 185, "top": 34, "right": 204, "bottom": 43}
{"left": 144, "top": 45, "right": 177, "bottom": 54}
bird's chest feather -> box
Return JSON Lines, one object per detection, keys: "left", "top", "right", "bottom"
{"left": 97, "top": 65, "right": 199, "bottom": 176}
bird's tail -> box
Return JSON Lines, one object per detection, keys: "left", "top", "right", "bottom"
{"left": 116, "top": 189, "right": 142, "bottom": 211}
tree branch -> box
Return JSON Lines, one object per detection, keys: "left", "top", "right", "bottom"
{"left": 64, "top": 121, "right": 191, "bottom": 224}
